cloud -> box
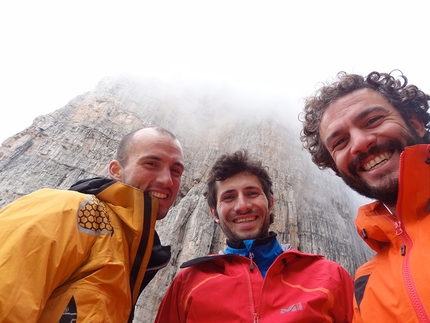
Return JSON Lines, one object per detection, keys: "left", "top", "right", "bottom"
{"left": 1, "top": 1, "right": 429, "bottom": 143}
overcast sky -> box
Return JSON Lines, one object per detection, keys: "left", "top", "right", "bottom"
{"left": 1, "top": 0, "right": 428, "bottom": 143}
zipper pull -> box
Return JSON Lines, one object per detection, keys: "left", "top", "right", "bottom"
{"left": 394, "top": 221, "right": 407, "bottom": 256}
{"left": 249, "top": 251, "right": 254, "bottom": 272}
{"left": 253, "top": 313, "right": 259, "bottom": 323}
{"left": 425, "top": 145, "right": 430, "bottom": 164}
{"left": 394, "top": 221, "right": 403, "bottom": 235}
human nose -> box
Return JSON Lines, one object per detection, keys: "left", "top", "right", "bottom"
{"left": 156, "top": 167, "right": 173, "bottom": 187}
{"left": 234, "top": 194, "right": 251, "bottom": 213}
{"left": 350, "top": 129, "right": 376, "bottom": 155}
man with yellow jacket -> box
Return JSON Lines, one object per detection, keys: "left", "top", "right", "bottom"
{"left": 0, "top": 127, "right": 185, "bottom": 323}
{"left": 300, "top": 70, "right": 430, "bottom": 322}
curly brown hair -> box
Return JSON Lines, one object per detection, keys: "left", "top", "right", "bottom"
{"left": 299, "top": 70, "right": 430, "bottom": 175}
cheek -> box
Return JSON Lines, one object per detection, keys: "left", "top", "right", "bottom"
{"left": 173, "top": 178, "right": 182, "bottom": 187}
{"left": 216, "top": 205, "right": 229, "bottom": 221}
{"left": 332, "top": 151, "right": 349, "bottom": 171}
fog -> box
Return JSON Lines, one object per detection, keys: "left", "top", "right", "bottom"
{"left": 1, "top": 1, "right": 429, "bottom": 143}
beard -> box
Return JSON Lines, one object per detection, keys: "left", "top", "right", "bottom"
{"left": 224, "top": 218, "right": 271, "bottom": 243}
{"left": 214, "top": 209, "right": 271, "bottom": 243}
{"left": 339, "top": 131, "right": 424, "bottom": 205}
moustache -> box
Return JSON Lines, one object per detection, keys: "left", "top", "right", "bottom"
{"left": 348, "top": 140, "right": 405, "bottom": 174}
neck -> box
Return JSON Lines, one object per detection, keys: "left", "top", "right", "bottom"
{"left": 226, "top": 232, "right": 275, "bottom": 249}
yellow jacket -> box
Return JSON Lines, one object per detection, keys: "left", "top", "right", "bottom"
{"left": 0, "top": 178, "right": 168, "bottom": 323}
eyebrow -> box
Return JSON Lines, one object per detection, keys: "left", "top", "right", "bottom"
{"left": 219, "top": 189, "right": 236, "bottom": 196}
{"left": 324, "top": 106, "right": 388, "bottom": 148}
{"left": 219, "top": 185, "right": 262, "bottom": 196}
{"left": 139, "top": 155, "right": 185, "bottom": 170}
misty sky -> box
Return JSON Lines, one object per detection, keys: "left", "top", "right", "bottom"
{"left": 1, "top": 0, "right": 428, "bottom": 143}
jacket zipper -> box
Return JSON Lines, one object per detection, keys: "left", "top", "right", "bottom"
{"left": 249, "top": 251, "right": 254, "bottom": 272}
{"left": 395, "top": 149, "right": 430, "bottom": 323}
{"left": 245, "top": 252, "right": 259, "bottom": 322}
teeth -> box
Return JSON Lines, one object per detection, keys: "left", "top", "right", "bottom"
{"left": 363, "top": 152, "right": 392, "bottom": 171}
{"left": 234, "top": 217, "right": 257, "bottom": 223}
{"left": 150, "top": 192, "right": 167, "bottom": 199}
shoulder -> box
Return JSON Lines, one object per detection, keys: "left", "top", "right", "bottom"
{"left": 1, "top": 188, "right": 88, "bottom": 218}
{"left": 180, "top": 254, "right": 230, "bottom": 268}
{"left": 0, "top": 188, "right": 98, "bottom": 242}
{"left": 279, "top": 250, "right": 351, "bottom": 278}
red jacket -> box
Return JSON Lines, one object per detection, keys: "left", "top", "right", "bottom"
{"left": 154, "top": 248, "right": 353, "bottom": 322}
{"left": 353, "top": 144, "right": 430, "bottom": 322}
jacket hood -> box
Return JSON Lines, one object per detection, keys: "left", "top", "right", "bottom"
{"left": 354, "top": 201, "right": 393, "bottom": 252}
{"left": 354, "top": 144, "right": 430, "bottom": 253}
{"left": 69, "top": 177, "right": 117, "bottom": 194}
{"left": 69, "top": 177, "right": 157, "bottom": 230}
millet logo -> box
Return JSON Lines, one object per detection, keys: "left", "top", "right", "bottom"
{"left": 280, "top": 302, "right": 303, "bottom": 314}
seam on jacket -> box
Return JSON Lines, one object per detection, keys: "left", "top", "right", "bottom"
{"left": 355, "top": 274, "right": 370, "bottom": 310}
{"left": 128, "top": 192, "right": 152, "bottom": 323}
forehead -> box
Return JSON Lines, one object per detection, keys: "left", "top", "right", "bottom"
{"left": 324, "top": 88, "right": 391, "bottom": 119}
{"left": 319, "top": 89, "right": 393, "bottom": 139}
{"left": 130, "top": 130, "right": 184, "bottom": 162}
{"left": 215, "top": 172, "right": 263, "bottom": 194}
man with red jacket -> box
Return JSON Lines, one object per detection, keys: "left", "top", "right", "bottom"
{"left": 154, "top": 150, "right": 353, "bottom": 322}
{"left": 300, "top": 70, "right": 430, "bottom": 322}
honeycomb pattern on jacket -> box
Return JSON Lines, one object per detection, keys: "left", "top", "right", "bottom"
{"left": 77, "top": 195, "right": 113, "bottom": 235}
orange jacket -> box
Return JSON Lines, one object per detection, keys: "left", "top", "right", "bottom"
{"left": 0, "top": 178, "right": 167, "bottom": 323}
{"left": 353, "top": 144, "right": 430, "bottom": 323}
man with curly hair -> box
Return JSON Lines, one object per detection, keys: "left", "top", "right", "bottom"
{"left": 300, "top": 70, "right": 430, "bottom": 322}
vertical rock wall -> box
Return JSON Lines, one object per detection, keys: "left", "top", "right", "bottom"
{"left": 0, "top": 74, "right": 373, "bottom": 322}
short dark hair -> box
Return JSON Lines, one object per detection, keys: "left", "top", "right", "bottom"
{"left": 116, "top": 127, "right": 177, "bottom": 166}
{"left": 300, "top": 70, "right": 430, "bottom": 174}
{"left": 205, "top": 150, "right": 275, "bottom": 224}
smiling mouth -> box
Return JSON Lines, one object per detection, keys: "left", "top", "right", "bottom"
{"left": 150, "top": 192, "right": 167, "bottom": 199}
{"left": 234, "top": 216, "right": 257, "bottom": 223}
{"left": 362, "top": 151, "right": 393, "bottom": 171}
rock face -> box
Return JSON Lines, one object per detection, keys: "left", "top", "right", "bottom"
{"left": 0, "top": 74, "right": 374, "bottom": 322}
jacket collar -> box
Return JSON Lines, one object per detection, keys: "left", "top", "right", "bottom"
{"left": 354, "top": 144, "right": 430, "bottom": 252}
{"left": 225, "top": 232, "right": 283, "bottom": 277}
{"left": 226, "top": 231, "right": 278, "bottom": 249}
{"left": 69, "top": 176, "right": 116, "bottom": 194}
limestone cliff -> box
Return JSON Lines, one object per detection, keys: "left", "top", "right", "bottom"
{"left": 0, "top": 74, "right": 373, "bottom": 322}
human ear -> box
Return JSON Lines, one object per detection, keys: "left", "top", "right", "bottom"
{"left": 409, "top": 113, "right": 426, "bottom": 138}
{"left": 269, "top": 196, "right": 275, "bottom": 212}
{"left": 209, "top": 207, "right": 219, "bottom": 223}
{"left": 108, "top": 160, "right": 122, "bottom": 180}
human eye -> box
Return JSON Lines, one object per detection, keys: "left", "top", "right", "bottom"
{"left": 171, "top": 167, "right": 183, "bottom": 177}
{"left": 145, "top": 161, "right": 157, "bottom": 167}
{"left": 141, "top": 160, "right": 159, "bottom": 169}
{"left": 246, "top": 189, "right": 263, "bottom": 198}
{"left": 221, "top": 194, "right": 235, "bottom": 202}
{"left": 366, "top": 115, "right": 384, "bottom": 127}
{"left": 331, "top": 137, "right": 348, "bottom": 152}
